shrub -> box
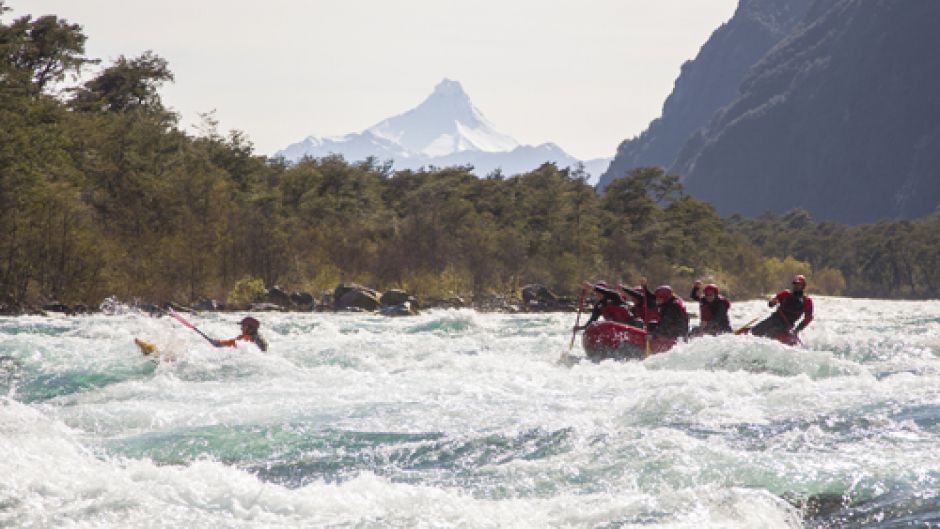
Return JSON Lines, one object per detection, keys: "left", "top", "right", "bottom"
{"left": 227, "top": 276, "right": 266, "bottom": 305}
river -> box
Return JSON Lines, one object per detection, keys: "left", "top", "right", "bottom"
{"left": 2, "top": 297, "right": 939, "bottom": 527}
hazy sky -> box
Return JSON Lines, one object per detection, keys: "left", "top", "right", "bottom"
{"left": 14, "top": 1, "right": 738, "bottom": 160}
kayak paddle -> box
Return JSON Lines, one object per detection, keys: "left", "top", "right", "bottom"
{"left": 167, "top": 307, "right": 215, "bottom": 344}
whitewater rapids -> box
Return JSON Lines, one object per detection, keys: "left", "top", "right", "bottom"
{"left": 2, "top": 297, "right": 939, "bottom": 527}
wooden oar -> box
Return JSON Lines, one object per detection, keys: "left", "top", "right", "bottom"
{"left": 734, "top": 317, "right": 760, "bottom": 335}
{"left": 563, "top": 287, "right": 587, "bottom": 360}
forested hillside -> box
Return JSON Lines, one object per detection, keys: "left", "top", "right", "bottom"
{"left": 2, "top": 5, "right": 939, "bottom": 310}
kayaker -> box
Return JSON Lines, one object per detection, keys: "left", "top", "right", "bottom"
{"left": 690, "top": 281, "right": 732, "bottom": 336}
{"left": 574, "top": 281, "right": 632, "bottom": 330}
{"left": 650, "top": 285, "right": 689, "bottom": 339}
{"left": 210, "top": 316, "right": 269, "bottom": 352}
{"left": 751, "top": 274, "right": 814, "bottom": 339}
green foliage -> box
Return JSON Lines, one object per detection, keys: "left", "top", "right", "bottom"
{"left": 759, "top": 256, "right": 811, "bottom": 296}
{"left": 814, "top": 267, "right": 846, "bottom": 296}
{"left": 2, "top": 3, "right": 939, "bottom": 307}
{"left": 0, "top": 10, "right": 96, "bottom": 96}
{"left": 227, "top": 276, "right": 265, "bottom": 305}
{"left": 69, "top": 51, "right": 173, "bottom": 113}
{"left": 727, "top": 210, "right": 940, "bottom": 298}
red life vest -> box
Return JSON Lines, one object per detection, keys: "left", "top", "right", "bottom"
{"left": 601, "top": 303, "right": 632, "bottom": 324}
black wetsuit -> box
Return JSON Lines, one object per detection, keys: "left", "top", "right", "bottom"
{"left": 653, "top": 297, "right": 689, "bottom": 339}
{"left": 751, "top": 289, "right": 814, "bottom": 338}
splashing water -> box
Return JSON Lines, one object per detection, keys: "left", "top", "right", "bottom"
{"left": 1, "top": 297, "right": 939, "bottom": 528}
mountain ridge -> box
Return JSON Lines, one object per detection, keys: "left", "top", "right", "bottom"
{"left": 278, "top": 79, "right": 609, "bottom": 181}
{"left": 597, "top": 0, "right": 813, "bottom": 190}
{"left": 676, "top": 0, "right": 940, "bottom": 223}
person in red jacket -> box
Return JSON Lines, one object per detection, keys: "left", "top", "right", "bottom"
{"left": 210, "top": 316, "right": 269, "bottom": 352}
{"left": 751, "top": 275, "right": 814, "bottom": 339}
{"left": 650, "top": 285, "right": 689, "bottom": 339}
{"left": 690, "top": 281, "right": 732, "bottom": 336}
{"left": 574, "top": 281, "right": 633, "bottom": 330}
{"left": 619, "top": 276, "right": 660, "bottom": 328}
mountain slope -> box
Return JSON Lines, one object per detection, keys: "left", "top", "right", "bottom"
{"left": 597, "top": 0, "right": 812, "bottom": 190}
{"left": 675, "top": 0, "right": 940, "bottom": 223}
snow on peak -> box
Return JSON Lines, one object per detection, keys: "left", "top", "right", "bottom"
{"left": 367, "top": 79, "right": 518, "bottom": 156}
{"left": 275, "top": 79, "right": 610, "bottom": 183}
{"left": 431, "top": 78, "right": 468, "bottom": 98}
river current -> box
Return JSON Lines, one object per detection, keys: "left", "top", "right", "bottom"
{"left": 2, "top": 297, "right": 940, "bottom": 528}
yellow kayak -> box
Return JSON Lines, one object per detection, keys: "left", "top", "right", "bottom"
{"left": 134, "top": 337, "right": 158, "bottom": 356}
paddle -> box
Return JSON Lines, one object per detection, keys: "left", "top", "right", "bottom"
{"left": 167, "top": 307, "right": 216, "bottom": 345}
{"left": 564, "top": 286, "right": 587, "bottom": 360}
{"left": 734, "top": 316, "right": 760, "bottom": 335}
{"left": 637, "top": 284, "right": 651, "bottom": 358}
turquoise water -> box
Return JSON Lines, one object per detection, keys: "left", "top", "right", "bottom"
{"left": 2, "top": 298, "right": 940, "bottom": 527}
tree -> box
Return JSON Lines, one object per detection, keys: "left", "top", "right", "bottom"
{"left": 69, "top": 51, "right": 173, "bottom": 113}
{"left": 0, "top": 11, "right": 94, "bottom": 96}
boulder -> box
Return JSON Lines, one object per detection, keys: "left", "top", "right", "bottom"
{"left": 425, "top": 296, "right": 465, "bottom": 309}
{"left": 290, "top": 291, "right": 315, "bottom": 307}
{"left": 334, "top": 283, "right": 378, "bottom": 303}
{"left": 380, "top": 301, "right": 418, "bottom": 317}
{"left": 264, "top": 286, "right": 291, "bottom": 307}
{"left": 138, "top": 304, "right": 164, "bottom": 317}
{"left": 521, "top": 284, "right": 558, "bottom": 305}
{"left": 42, "top": 302, "right": 72, "bottom": 314}
{"left": 336, "top": 288, "right": 380, "bottom": 311}
{"left": 193, "top": 299, "right": 219, "bottom": 311}
{"left": 380, "top": 289, "right": 419, "bottom": 311}
{"left": 333, "top": 283, "right": 380, "bottom": 311}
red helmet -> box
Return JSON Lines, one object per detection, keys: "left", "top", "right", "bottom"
{"left": 703, "top": 283, "right": 719, "bottom": 295}
{"left": 239, "top": 316, "right": 260, "bottom": 330}
{"left": 654, "top": 285, "right": 673, "bottom": 300}
{"left": 593, "top": 281, "right": 609, "bottom": 290}
{"left": 792, "top": 275, "right": 807, "bottom": 287}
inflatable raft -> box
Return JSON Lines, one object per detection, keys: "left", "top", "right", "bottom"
{"left": 581, "top": 321, "right": 677, "bottom": 361}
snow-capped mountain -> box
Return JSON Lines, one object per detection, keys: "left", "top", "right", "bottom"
{"left": 277, "top": 79, "right": 610, "bottom": 182}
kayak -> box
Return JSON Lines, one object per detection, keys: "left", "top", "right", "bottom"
{"left": 135, "top": 337, "right": 158, "bottom": 355}
{"left": 135, "top": 337, "right": 180, "bottom": 361}
{"left": 582, "top": 321, "right": 677, "bottom": 361}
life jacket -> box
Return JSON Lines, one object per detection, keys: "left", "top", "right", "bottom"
{"left": 775, "top": 290, "right": 809, "bottom": 328}
{"left": 656, "top": 297, "right": 689, "bottom": 338}
{"left": 700, "top": 296, "right": 731, "bottom": 327}
{"left": 631, "top": 302, "right": 661, "bottom": 323}
{"left": 601, "top": 302, "right": 632, "bottom": 324}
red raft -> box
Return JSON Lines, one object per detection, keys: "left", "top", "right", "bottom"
{"left": 582, "top": 321, "right": 678, "bottom": 361}
{"left": 583, "top": 321, "right": 802, "bottom": 361}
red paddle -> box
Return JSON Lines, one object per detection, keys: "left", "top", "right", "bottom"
{"left": 167, "top": 307, "right": 215, "bottom": 344}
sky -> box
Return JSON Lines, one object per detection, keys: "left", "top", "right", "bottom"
{"left": 14, "top": 1, "right": 738, "bottom": 160}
